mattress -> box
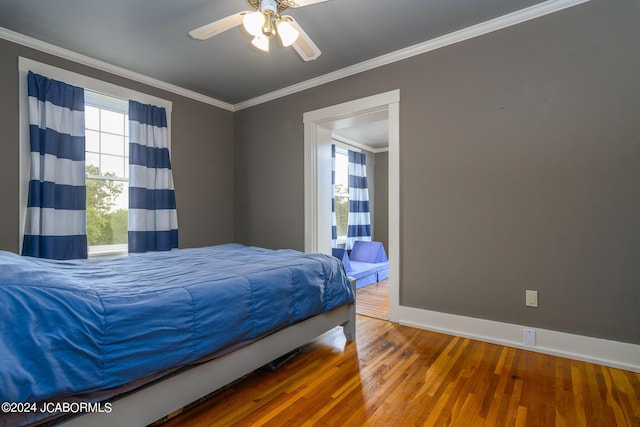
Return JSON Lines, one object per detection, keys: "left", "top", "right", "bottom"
{"left": 0, "top": 244, "right": 354, "bottom": 405}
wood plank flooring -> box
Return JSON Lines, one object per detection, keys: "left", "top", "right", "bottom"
{"left": 355, "top": 279, "right": 389, "bottom": 320}
{"left": 161, "top": 315, "right": 640, "bottom": 426}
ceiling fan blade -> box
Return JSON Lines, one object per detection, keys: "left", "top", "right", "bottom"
{"left": 189, "top": 12, "right": 247, "bottom": 40}
{"left": 284, "top": 16, "right": 321, "bottom": 61}
{"left": 282, "top": 0, "right": 332, "bottom": 8}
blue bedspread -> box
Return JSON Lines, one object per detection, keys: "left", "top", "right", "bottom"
{"left": 0, "top": 244, "right": 354, "bottom": 403}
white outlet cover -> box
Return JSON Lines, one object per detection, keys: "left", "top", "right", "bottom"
{"left": 525, "top": 290, "right": 538, "bottom": 307}
{"left": 523, "top": 328, "right": 536, "bottom": 346}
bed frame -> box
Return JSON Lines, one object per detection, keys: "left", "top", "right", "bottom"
{"left": 60, "top": 297, "right": 355, "bottom": 426}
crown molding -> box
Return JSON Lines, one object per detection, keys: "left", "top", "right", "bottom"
{"left": 0, "top": 26, "right": 234, "bottom": 112}
{"left": 234, "top": 0, "right": 590, "bottom": 110}
{"left": 1, "top": 0, "right": 589, "bottom": 112}
{"left": 331, "top": 134, "right": 388, "bottom": 154}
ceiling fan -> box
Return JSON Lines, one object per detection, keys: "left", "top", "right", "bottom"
{"left": 189, "top": 0, "right": 331, "bottom": 61}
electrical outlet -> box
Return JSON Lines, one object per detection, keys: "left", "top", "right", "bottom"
{"left": 525, "top": 290, "right": 538, "bottom": 307}
{"left": 523, "top": 328, "right": 536, "bottom": 346}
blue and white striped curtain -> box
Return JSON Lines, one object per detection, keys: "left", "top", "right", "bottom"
{"left": 128, "top": 100, "right": 178, "bottom": 253}
{"left": 22, "top": 72, "right": 87, "bottom": 260}
{"left": 331, "top": 144, "right": 338, "bottom": 248}
{"left": 345, "top": 150, "right": 371, "bottom": 250}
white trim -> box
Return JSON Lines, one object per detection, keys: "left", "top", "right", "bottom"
{"left": 331, "top": 134, "right": 388, "bottom": 154}
{"left": 2, "top": 0, "right": 588, "bottom": 112}
{"left": 303, "top": 91, "right": 399, "bottom": 125}
{"left": 387, "top": 100, "right": 400, "bottom": 321}
{"left": 236, "top": 0, "right": 590, "bottom": 110}
{"left": 84, "top": 90, "right": 129, "bottom": 113}
{"left": 1, "top": 27, "right": 233, "bottom": 111}
{"left": 399, "top": 306, "right": 640, "bottom": 373}
{"left": 304, "top": 89, "right": 400, "bottom": 322}
{"left": 331, "top": 142, "right": 357, "bottom": 155}
{"left": 88, "top": 244, "right": 128, "bottom": 258}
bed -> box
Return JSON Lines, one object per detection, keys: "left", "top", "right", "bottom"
{"left": 0, "top": 243, "right": 356, "bottom": 426}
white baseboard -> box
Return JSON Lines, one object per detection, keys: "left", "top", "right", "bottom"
{"left": 398, "top": 306, "right": 640, "bottom": 373}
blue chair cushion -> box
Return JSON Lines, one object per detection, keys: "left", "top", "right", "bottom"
{"left": 349, "top": 241, "right": 388, "bottom": 263}
{"left": 331, "top": 248, "right": 352, "bottom": 273}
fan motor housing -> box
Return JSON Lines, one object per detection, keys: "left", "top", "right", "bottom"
{"left": 247, "top": 0, "right": 290, "bottom": 13}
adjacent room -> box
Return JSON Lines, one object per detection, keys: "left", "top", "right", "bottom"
{"left": 0, "top": 0, "right": 638, "bottom": 425}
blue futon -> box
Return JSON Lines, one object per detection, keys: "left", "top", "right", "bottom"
{"left": 333, "top": 241, "right": 389, "bottom": 288}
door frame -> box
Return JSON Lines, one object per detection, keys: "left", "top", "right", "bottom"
{"left": 303, "top": 90, "right": 400, "bottom": 321}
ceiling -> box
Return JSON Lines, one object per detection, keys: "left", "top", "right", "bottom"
{"left": 331, "top": 109, "right": 389, "bottom": 151}
{"left": 0, "top": 0, "right": 549, "bottom": 107}
{"left": 333, "top": 119, "right": 389, "bottom": 151}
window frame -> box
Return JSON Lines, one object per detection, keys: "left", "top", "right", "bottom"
{"left": 18, "top": 57, "right": 172, "bottom": 257}
{"left": 333, "top": 146, "right": 350, "bottom": 246}
{"left": 84, "top": 91, "right": 130, "bottom": 256}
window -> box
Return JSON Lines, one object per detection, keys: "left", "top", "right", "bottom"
{"left": 85, "top": 92, "right": 129, "bottom": 255}
{"left": 333, "top": 148, "right": 349, "bottom": 246}
{"left": 18, "top": 57, "right": 173, "bottom": 257}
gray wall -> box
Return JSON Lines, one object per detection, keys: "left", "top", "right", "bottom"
{"left": 0, "top": 39, "right": 235, "bottom": 253}
{"left": 0, "top": 0, "right": 637, "bottom": 345}
{"left": 234, "top": 0, "right": 640, "bottom": 344}
{"left": 233, "top": 105, "right": 305, "bottom": 249}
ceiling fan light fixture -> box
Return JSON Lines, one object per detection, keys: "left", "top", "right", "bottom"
{"left": 261, "top": 10, "right": 277, "bottom": 38}
{"left": 190, "top": 0, "right": 324, "bottom": 60}
{"left": 251, "top": 34, "right": 270, "bottom": 52}
{"left": 277, "top": 19, "right": 299, "bottom": 46}
{"left": 243, "top": 11, "right": 265, "bottom": 36}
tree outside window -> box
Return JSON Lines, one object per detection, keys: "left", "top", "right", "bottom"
{"left": 84, "top": 94, "right": 129, "bottom": 253}
{"left": 86, "top": 165, "right": 127, "bottom": 246}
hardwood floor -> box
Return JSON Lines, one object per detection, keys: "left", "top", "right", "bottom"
{"left": 161, "top": 315, "right": 640, "bottom": 426}
{"left": 355, "top": 279, "right": 389, "bottom": 320}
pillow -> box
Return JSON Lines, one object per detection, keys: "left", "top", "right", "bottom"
{"left": 349, "top": 241, "right": 388, "bottom": 263}
{"left": 331, "top": 248, "right": 352, "bottom": 272}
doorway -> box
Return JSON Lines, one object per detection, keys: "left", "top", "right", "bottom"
{"left": 303, "top": 90, "right": 400, "bottom": 322}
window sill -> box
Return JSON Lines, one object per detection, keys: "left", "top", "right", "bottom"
{"left": 88, "top": 244, "right": 128, "bottom": 258}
